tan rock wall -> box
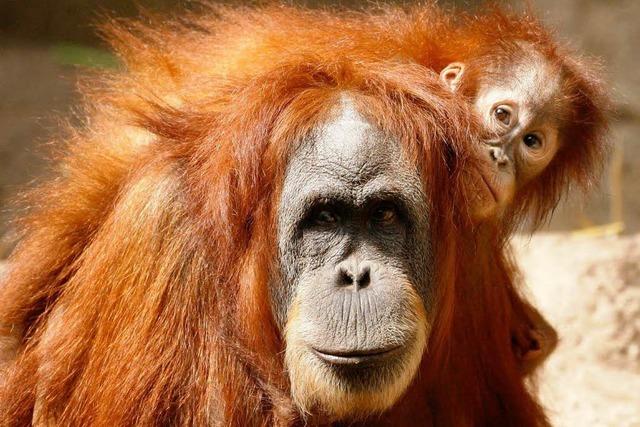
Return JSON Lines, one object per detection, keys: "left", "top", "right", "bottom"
{"left": 514, "top": 233, "right": 640, "bottom": 427}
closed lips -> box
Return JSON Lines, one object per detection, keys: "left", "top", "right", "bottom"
{"left": 311, "top": 345, "right": 402, "bottom": 365}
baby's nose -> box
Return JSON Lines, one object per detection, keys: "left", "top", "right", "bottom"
{"left": 488, "top": 147, "right": 509, "bottom": 167}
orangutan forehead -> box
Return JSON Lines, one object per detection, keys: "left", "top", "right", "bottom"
{"left": 283, "top": 95, "right": 427, "bottom": 213}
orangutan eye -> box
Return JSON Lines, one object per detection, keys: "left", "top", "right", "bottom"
{"left": 314, "top": 209, "right": 339, "bottom": 225}
{"left": 492, "top": 105, "right": 513, "bottom": 126}
{"left": 523, "top": 133, "right": 543, "bottom": 150}
{"left": 371, "top": 202, "right": 399, "bottom": 225}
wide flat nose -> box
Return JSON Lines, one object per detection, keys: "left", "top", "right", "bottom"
{"left": 488, "top": 146, "right": 509, "bottom": 167}
{"left": 335, "top": 260, "right": 372, "bottom": 289}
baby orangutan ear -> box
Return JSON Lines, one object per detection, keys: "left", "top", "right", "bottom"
{"left": 439, "top": 62, "right": 466, "bottom": 92}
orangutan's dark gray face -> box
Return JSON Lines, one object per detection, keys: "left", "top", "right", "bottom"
{"left": 274, "top": 96, "right": 434, "bottom": 420}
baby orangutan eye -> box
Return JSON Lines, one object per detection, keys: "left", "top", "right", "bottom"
{"left": 493, "top": 105, "right": 513, "bottom": 127}
{"left": 523, "top": 133, "right": 543, "bottom": 150}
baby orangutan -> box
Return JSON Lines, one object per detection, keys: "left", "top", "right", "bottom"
{"left": 439, "top": 39, "right": 608, "bottom": 374}
{"left": 441, "top": 44, "right": 567, "bottom": 220}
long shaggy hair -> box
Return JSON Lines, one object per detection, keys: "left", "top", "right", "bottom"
{"left": 0, "top": 4, "right": 553, "bottom": 426}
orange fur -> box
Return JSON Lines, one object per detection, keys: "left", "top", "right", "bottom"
{"left": 0, "top": 4, "right": 572, "bottom": 425}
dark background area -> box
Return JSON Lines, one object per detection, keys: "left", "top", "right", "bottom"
{"left": 1, "top": 0, "right": 192, "bottom": 45}
{"left": 0, "top": 0, "right": 638, "bottom": 258}
{"left": 0, "top": 0, "right": 490, "bottom": 45}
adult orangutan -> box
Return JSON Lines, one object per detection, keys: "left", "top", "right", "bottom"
{"left": 0, "top": 4, "right": 608, "bottom": 426}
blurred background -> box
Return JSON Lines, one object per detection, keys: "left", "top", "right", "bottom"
{"left": 0, "top": 0, "right": 638, "bottom": 425}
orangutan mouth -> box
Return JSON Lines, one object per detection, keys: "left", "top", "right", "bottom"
{"left": 312, "top": 345, "right": 403, "bottom": 366}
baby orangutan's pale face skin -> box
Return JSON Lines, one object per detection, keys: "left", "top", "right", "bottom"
{"left": 440, "top": 49, "right": 564, "bottom": 220}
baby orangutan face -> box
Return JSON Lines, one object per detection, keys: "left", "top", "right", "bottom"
{"left": 440, "top": 49, "right": 564, "bottom": 220}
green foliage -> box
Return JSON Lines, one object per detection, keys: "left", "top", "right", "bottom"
{"left": 51, "top": 43, "right": 119, "bottom": 69}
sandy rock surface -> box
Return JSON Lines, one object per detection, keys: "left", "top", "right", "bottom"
{"left": 513, "top": 233, "right": 640, "bottom": 427}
